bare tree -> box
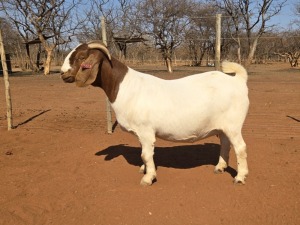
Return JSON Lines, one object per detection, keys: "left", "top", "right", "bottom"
{"left": 213, "top": 0, "right": 287, "bottom": 66}
{"left": 79, "top": 0, "right": 140, "bottom": 58}
{"left": 135, "top": 0, "right": 191, "bottom": 72}
{"left": 0, "top": 0, "right": 81, "bottom": 75}
{"left": 186, "top": 3, "right": 218, "bottom": 66}
{"left": 0, "top": 17, "right": 31, "bottom": 70}
{"left": 0, "top": 4, "right": 40, "bottom": 72}
{"left": 220, "top": 0, "right": 243, "bottom": 63}
{"left": 77, "top": 0, "right": 112, "bottom": 42}
{"left": 273, "top": 30, "right": 300, "bottom": 67}
{"left": 274, "top": 51, "right": 300, "bottom": 67}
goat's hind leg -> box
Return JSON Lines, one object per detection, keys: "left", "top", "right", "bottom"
{"left": 227, "top": 132, "right": 248, "bottom": 184}
{"left": 215, "top": 133, "right": 230, "bottom": 174}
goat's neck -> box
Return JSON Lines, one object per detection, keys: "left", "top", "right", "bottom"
{"left": 93, "top": 57, "right": 128, "bottom": 103}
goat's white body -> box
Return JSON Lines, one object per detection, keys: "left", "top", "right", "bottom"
{"left": 111, "top": 63, "right": 249, "bottom": 185}
{"left": 112, "top": 68, "right": 249, "bottom": 142}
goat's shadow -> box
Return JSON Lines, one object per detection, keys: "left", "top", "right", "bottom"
{"left": 95, "top": 143, "right": 237, "bottom": 177}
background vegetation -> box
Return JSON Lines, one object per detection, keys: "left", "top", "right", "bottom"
{"left": 0, "top": 0, "right": 299, "bottom": 74}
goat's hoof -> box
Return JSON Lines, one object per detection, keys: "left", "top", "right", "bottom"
{"left": 140, "top": 174, "right": 155, "bottom": 186}
{"left": 214, "top": 168, "right": 225, "bottom": 174}
{"left": 214, "top": 163, "right": 227, "bottom": 174}
{"left": 140, "top": 180, "right": 152, "bottom": 186}
{"left": 233, "top": 177, "right": 246, "bottom": 185}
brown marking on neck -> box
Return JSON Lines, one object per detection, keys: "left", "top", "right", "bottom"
{"left": 91, "top": 52, "right": 128, "bottom": 103}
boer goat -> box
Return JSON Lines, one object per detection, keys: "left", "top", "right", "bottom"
{"left": 61, "top": 41, "right": 249, "bottom": 186}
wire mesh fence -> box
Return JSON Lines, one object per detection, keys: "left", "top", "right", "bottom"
{"left": 1, "top": 61, "right": 299, "bottom": 133}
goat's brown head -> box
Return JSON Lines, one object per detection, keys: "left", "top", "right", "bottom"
{"left": 61, "top": 41, "right": 111, "bottom": 87}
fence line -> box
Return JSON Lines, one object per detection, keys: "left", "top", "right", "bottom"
{"left": 1, "top": 33, "right": 299, "bottom": 63}
{"left": 3, "top": 53, "right": 297, "bottom": 74}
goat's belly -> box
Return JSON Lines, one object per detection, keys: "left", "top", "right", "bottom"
{"left": 151, "top": 111, "right": 222, "bottom": 142}
{"left": 156, "top": 127, "right": 221, "bottom": 143}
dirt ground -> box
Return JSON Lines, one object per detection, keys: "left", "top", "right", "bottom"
{"left": 0, "top": 63, "right": 299, "bottom": 225}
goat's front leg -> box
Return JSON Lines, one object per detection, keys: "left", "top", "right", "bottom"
{"left": 138, "top": 134, "right": 156, "bottom": 186}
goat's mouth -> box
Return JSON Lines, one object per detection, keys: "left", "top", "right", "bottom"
{"left": 61, "top": 73, "right": 75, "bottom": 83}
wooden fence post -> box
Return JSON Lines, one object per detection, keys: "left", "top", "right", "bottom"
{"left": 215, "top": 14, "right": 222, "bottom": 71}
{"left": 0, "top": 26, "right": 13, "bottom": 130}
{"left": 101, "top": 17, "right": 113, "bottom": 134}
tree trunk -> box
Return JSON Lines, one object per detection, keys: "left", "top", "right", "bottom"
{"left": 44, "top": 48, "right": 53, "bottom": 75}
{"left": 36, "top": 43, "right": 41, "bottom": 71}
{"left": 163, "top": 48, "right": 173, "bottom": 73}
{"left": 189, "top": 43, "right": 199, "bottom": 66}
{"left": 165, "top": 57, "right": 173, "bottom": 73}
{"left": 245, "top": 37, "right": 259, "bottom": 66}
{"left": 25, "top": 43, "right": 39, "bottom": 72}
{"left": 237, "top": 37, "right": 241, "bottom": 64}
{"left": 37, "top": 32, "right": 54, "bottom": 75}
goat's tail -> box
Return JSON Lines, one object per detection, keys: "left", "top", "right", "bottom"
{"left": 221, "top": 61, "right": 248, "bottom": 82}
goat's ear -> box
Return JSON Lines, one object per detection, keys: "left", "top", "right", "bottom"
{"left": 75, "top": 52, "right": 101, "bottom": 87}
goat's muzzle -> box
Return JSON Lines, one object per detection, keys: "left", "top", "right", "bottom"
{"left": 61, "top": 72, "right": 75, "bottom": 83}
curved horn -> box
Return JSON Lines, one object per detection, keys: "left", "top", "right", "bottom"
{"left": 87, "top": 41, "right": 112, "bottom": 61}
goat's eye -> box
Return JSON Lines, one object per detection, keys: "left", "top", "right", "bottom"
{"left": 75, "top": 56, "right": 85, "bottom": 61}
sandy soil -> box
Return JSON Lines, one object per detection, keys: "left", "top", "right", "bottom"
{"left": 0, "top": 63, "right": 299, "bottom": 225}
